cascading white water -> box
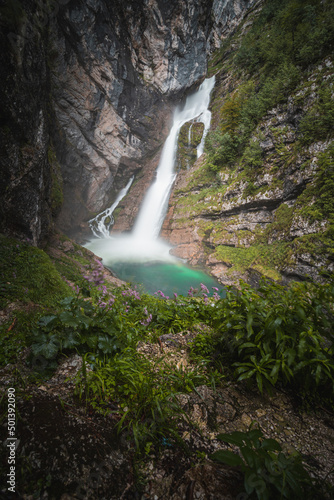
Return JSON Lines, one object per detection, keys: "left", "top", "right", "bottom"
{"left": 196, "top": 102, "right": 213, "bottom": 158}
{"left": 188, "top": 122, "right": 193, "bottom": 145}
{"left": 133, "top": 75, "right": 215, "bottom": 240}
{"left": 86, "top": 76, "right": 215, "bottom": 266}
{"left": 88, "top": 176, "right": 134, "bottom": 238}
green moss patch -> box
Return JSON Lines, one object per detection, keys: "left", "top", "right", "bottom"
{"left": 214, "top": 243, "right": 289, "bottom": 280}
{"left": 0, "top": 235, "right": 71, "bottom": 310}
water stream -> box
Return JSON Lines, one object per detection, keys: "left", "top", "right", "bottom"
{"left": 88, "top": 176, "right": 134, "bottom": 238}
{"left": 85, "top": 76, "right": 223, "bottom": 296}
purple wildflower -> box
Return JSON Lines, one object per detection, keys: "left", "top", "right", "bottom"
{"left": 140, "top": 314, "right": 152, "bottom": 326}
{"left": 200, "top": 283, "right": 209, "bottom": 295}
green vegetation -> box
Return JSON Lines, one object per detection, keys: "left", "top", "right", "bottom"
{"left": 176, "top": 122, "right": 204, "bottom": 171}
{"left": 214, "top": 243, "right": 288, "bottom": 280}
{"left": 299, "top": 85, "right": 334, "bottom": 145}
{"left": 172, "top": 0, "right": 334, "bottom": 281}
{"left": 211, "top": 427, "right": 316, "bottom": 500}
{"left": 0, "top": 231, "right": 333, "bottom": 497}
{"left": 316, "top": 144, "right": 334, "bottom": 219}
{"left": 203, "top": 279, "right": 334, "bottom": 402}
{"left": 205, "top": 0, "right": 333, "bottom": 171}
{"left": 236, "top": 0, "right": 334, "bottom": 71}
{"left": 0, "top": 235, "right": 70, "bottom": 310}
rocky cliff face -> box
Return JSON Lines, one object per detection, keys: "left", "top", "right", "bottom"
{"left": 161, "top": 0, "right": 334, "bottom": 285}
{"left": 51, "top": 0, "right": 257, "bottom": 235}
{"left": 0, "top": 0, "right": 256, "bottom": 243}
{"left": 0, "top": 1, "right": 56, "bottom": 245}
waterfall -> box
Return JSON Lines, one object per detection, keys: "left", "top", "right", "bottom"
{"left": 86, "top": 76, "right": 215, "bottom": 265}
{"left": 133, "top": 75, "right": 215, "bottom": 240}
{"left": 88, "top": 176, "right": 134, "bottom": 238}
{"left": 188, "top": 123, "right": 193, "bottom": 145}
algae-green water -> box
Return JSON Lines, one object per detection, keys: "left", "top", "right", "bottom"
{"left": 85, "top": 235, "right": 225, "bottom": 297}
{"left": 109, "top": 260, "right": 225, "bottom": 297}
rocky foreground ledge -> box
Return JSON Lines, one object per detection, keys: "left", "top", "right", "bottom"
{"left": 1, "top": 329, "right": 333, "bottom": 499}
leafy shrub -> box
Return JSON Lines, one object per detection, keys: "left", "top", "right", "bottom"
{"left": 74, "top": 348, "right": 211, "bottom": 449}
{"left": 209, "top": 279, "right": 334, "bottom": 399}
{"left": 299, "top": 86, "right": 334, "bottom": 145}
{"left": 210, "top": 427, "right": 316, "bottom": 500}
{"left": 242, "top": 140, "right": 263, "bottom": 169}
{"left": 236, "top": 0, "right": 334, "bottom": 74}
{"left": 30, "top": 295, "right": 125, "bottom": 362}
{"left": 205, "top": 131, "right": 241, "bottom": 169}
{"left": 315, "top": 144, "right": 334, "bottom": 218}
{"left": 74, "top": 348, "right": 184, "bottom": 449}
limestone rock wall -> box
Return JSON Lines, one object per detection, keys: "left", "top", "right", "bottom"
{"left": 52, "top": 0, "right": 255, "bottom": 234}
{"left": 0, "top": 0, "right": 256, "bottom": 242}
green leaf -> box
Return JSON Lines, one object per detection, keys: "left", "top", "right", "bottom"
{"left": 38, "top": 315, "right": 57, "bottom": 328}
{"left": 261, "top": 438, "right": 282, "bottom": 452}
{"left": 209, "top": 449, "right": 244, "bottom": 467}
{"left": 244, "top": 469, "right": 255, "bottom": 495}
{"left": 239, "top": 342, "right": 257, "bottom": 351}
{"left": 32, "top": 334, "right": 60, "bottom": 359}
{"left": 240, "top": 446, "right": 257, "bottom": 468}
{"left": 256, "top": 372, "right": 263, "bottom": 393}
{"left": 85, "top": 334, "right": 98, "bottom": 349}
{"left": 270, "top": 361, "right": 281, "bottom": 384}
{"left": 285, "top": 348, "right": 296, "bottom": 366}
{"left": 296, "top": 306, "right": 306, "bottom": 320}
{"left": 238, "top": 369, "right": 256, "bottom": 381}
{"left": 285, "top": 469, "right": 304, "bottom": 496}
{"left": 59, "top": 311, "right": 81, "bottom": 328}
{"left": 62, "top": 331, "right": 80, "bottom": 349}
{"left": 217, "top": 431, "right": 248, "bottom": 447}
{"left": 60, "top": 296, "right": 75, "bottom": 307}
{"left": 98, "top": 334, "right": 119, "bottom": 354}
{"left": 76, "top": 312, "right": 91, "bottom": 329}
{"left": 247, "top": 429, "right": 263, "bottom": 444}
{"left": 246, "top": 313, "right": 253, "bottom": 334}
{"left": 315, "top": 363, "right": 322, "bottom": 385}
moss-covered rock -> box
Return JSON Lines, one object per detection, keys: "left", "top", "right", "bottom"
{"left": 176, "top": 121, "right": 205, "bottom": 171}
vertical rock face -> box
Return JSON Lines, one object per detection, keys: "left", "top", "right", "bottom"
{"left": 51, "top": 0, "right": 215, "bottom": 233}
{"left": 51, "top": 0, "right": 256, "bottom": 235}
{"left": 0, "top": 1, "right": 54, "bottom": 245}
{"left": 0, "top": 0, "right": 254, "bottom": 242}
